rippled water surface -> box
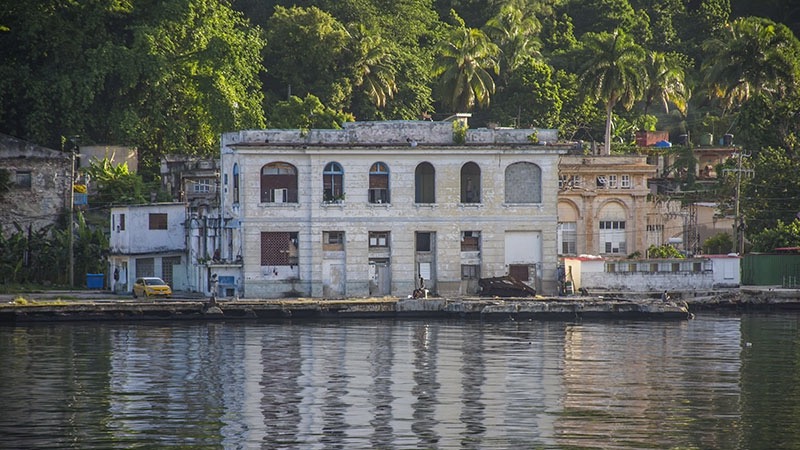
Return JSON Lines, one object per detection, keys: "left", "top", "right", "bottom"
{"left": 1, "top": 312, "right": 799, "bottom": 449}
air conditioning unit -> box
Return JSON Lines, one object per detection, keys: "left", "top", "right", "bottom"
{"left": 272, "top": 188, "right": 288, "bottom": 203}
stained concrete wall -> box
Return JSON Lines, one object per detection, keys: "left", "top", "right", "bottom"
{"left": 0, "top": 134, "right": 71, "bottom": 235}
{"left": 220, "top": 121, "right": 567, "bottom": 299}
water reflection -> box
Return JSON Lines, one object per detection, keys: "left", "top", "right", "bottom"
{"left": 0, "top": 314, "right": 798, "bottom": 448}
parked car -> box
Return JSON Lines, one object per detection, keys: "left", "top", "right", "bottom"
{"left": 133, "top": 277, "right": 172, "bottom": 298}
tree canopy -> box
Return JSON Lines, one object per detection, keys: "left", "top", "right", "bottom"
{"left": 2, "top": 0, "right": 800, "bottom": 252}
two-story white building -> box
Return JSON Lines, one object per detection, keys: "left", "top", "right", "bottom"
{"left": 217, "top": 119, "right": 567, "bottom": 299}
{"left": 108, "top": 203, "right": 191, "bottom": 294}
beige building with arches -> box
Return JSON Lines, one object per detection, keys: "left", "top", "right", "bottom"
{"left": 557, "top": 154, "right": 684, "bottom": 258}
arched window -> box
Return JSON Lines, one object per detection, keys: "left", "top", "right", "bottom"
{"left": 504, "top": 162, "right": 541, "bottom": 203}
{"left": 460, "top": 162, "right": 481, "bottom": 203}
{"left": 232, "top": 163, "right": 240, "bottom": 204}
{"left": 415, "top": 162, "right": 435, "bottom": 204}
{"left": 369, "top": 162, "right": 390, "bottom": 204}
{"left": 323, "top": 162, "right": 344, "bottom": 202}
{"left": 261, "top": 162, "right": 298, "bottom": 203}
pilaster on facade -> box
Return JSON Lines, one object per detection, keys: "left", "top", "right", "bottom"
{"left": 219, "top": 120, "right": 568, "bottom": 299}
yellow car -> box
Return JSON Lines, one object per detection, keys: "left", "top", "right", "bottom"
{"left": 133, "top": 277, "right": 173, "bottom": 298}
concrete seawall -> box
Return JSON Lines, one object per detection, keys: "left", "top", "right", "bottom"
{"left": 0, "top": 296, "right": 692, "bottom": 323}
{"left": 3, "top": 286, "right": 799, "bottom": 323}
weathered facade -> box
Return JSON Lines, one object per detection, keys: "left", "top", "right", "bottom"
{"left": 108, "top": 203, "right": 190, "bottom": 294}
{"left": 0, "top": 133, "right": 72, "bottom": 235}
{"left": 218, "top": 120, "right": 566, "bottom": 299}
{"left": 564, "top": 253, "right": 741, "bottom": 292}
{"left": 557, "top": 154, "right": 680, "bottom": 257}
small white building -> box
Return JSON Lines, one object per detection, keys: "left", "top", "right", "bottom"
{"left": 108, "top": 203, "right": 193, "bottom": 294}
{"left": 218, "top": 119, "right": 567, "bottom": 299}
{"left": 563, "top": 253, "right": 741, "bottom": 293}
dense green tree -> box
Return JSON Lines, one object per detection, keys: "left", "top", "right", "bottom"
{"left": 540, "top": 12, "right": 579, "bottom": 58}
{"left": 702, "top": 17, "right": 800, "bottom": 112}
{"left": 263, "top": 6, "right": 351, "bottom": 108}
{"left": 552, "top": 69, "right": 605, "bottom": 142}
{"left": 490, "top": 57, "right": 561, "bottom": 128}
{"left": 0, "top": 0, "right": 266, "bottom": 180}
{"left": 676, "top": 0, "right": 730, "bottom": 61}
{"left": 115, "top": 0, "right": 266, "bottom": 177}
{"left": 0, "top": 0, "right": 122, "bottom": 148}
{"left": 731, "top": 0, "right": 800, "bottom": 37}
{"left": 266, "top": 94, "right": 354, "bottom": 129}
{"left": 433, "top": 13, "right": 500, "bottom": 112}
{"left": 562, "top": 0, "right": 650, "bottom": 42}
{"left": 630, "top": 0, "right": 685, "bottom": 50}
{"left": 750, "top": 219, "right": 800, "bottom": 253}
{"left": 741, "top": 147, "right": 800, "bottom": 235}
{"left": 733, "top": 92, "right": 800, "bottom": 157}
{"left": 577, "top": 29, "right": 646, "bottom": 155}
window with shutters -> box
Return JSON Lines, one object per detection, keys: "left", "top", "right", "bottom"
{"left": 368, "top": 162, "right": 390, "bottom": 204}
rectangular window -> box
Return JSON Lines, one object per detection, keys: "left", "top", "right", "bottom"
{"left": 15, "top": 171, "right": 31, "bottom": 188}
{"left": 368, "top": 188, "right": 389, "bottom": 204}
{"left": 596, "top": 176, "right": 607, "bottom": 188}
{"left": 148, "top": 213, "right": 168, "bottom": 230}
{"left": 558, "top": 175, "right": 568, "bottom": 189}
{"left": 416, "top": 232, "right": 432, "bottom": 252}
{"left": 369, "top": 231, "right": 390, "bottom": 248}
{"left": 461, "top": 264, "right": 480, "bottom": 280}
{"left": 558, "top": 222, "right": 577, "bottom": 255}
{"left": 324, "top": 231, "right": 344, "bottom": 244}
{"left": 261, "top": 232, "right": 298, "bottom": 266}
{"left": 461, "top": 231, "right": 480, "bottom": 251}
{"left": 323, "top": 231, "right": 344, "bottom": 251}
{"left": 600, "top": 221, "right": 626, "bottom": 254}
{"left": 608, "top": 174, "right": 618, "bottom": 188}
{"left": 193, "top": 179, "right": 211, "bottom": 193}
{"left": 572, "top": 175, "right": 582, "bottom": 187}
{"left": 119, "top": 213, "right": 126, "bottom": 231}
{"left": 621, "top": 175, "right": 631, "bottom": 189}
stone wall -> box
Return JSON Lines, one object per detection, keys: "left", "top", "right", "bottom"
{"left": 0, "top": 134, "right": 71, "bottom": 235}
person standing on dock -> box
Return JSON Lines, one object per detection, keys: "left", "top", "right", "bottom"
{"left": 661, "top": 290, "right": 670, "bottom": 302}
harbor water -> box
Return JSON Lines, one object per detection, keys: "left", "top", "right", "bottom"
{"left": 1, "top": 312, "right": 798, "bottom": 449}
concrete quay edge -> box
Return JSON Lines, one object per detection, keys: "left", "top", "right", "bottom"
{"left": 0, "top": 294, "right": 693, "bottom": 323}
{"left": 1, "top": 286, "right": 799, "bottom": 323}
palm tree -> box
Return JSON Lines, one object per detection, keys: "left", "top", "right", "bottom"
{"left": 349, "top": 26, "right": 398, "bottom": 109}
{"left": 702, "top": 17, "right": 800, "bottom": 112}
{"left": 433, "top": 15, "right": 500, "bottom": 112}
{"left": 578, "top": 29, "right": 646, "bottom": 155}
{"left": 643, "top": 51, "right": 687, "bottom": 116}
{"left": 483, "top": 3, "right": 542, "bottom": 77}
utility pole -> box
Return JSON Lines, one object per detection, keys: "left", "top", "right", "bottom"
{"left": 67, "top": 136, "right": 79, "bottom": 287}
{"left": 725, "top": 149, "right": 753, "bottom": 255}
